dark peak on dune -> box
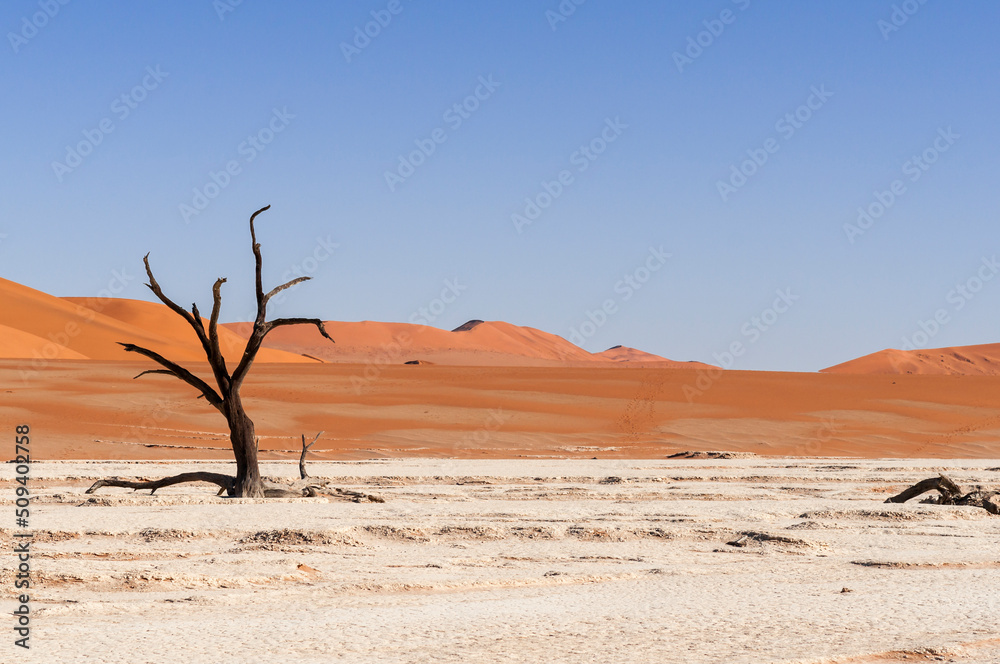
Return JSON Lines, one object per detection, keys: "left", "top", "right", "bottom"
{"left": 605, "top": 345, "right": 623, "bottom": 351}
{"left": 452, "top": 320, "right": 485, "bottom": 332}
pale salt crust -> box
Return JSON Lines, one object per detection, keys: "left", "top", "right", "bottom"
{"left": 3, "top": 458, "right": 1000, "bottom": 664}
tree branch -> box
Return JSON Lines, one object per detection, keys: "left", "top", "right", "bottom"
{"left": 266, "top": 318, "right": 334, "bottom": 342}
{"left": 208, "top": 277, "right": 230, "bottom": 392}
{"left": 86, "top": 472, "right": 235, "bottom": 496}
{"left": 249, "top": 205, "right": 270, "bottom": 318}
{"left": 133, "top": 369, "right": 175, "bottom": 379}
{"left": 119, "top": 342, "right": 224, "bottom": 411}
{"left": 143, "top": 255, "right": 211, "bottom": 350}
{"left": 263, "top": 276, "right": 311, "bottom": 307}
{"left": 228, "top": 207, "right": 334, "bottom": 390}
{"left": 300, "top": 431, "right": 323, "bottom": 479}
{"left": 231, "top": 319, "right": 333, "bottom": 390}
{"left": 885, "top": 474, "right": 963, "bottom": 504}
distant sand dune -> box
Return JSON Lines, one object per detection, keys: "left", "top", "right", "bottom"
{"left": 0, "top": 277, "right": 308, "bottom": 363}
{"left": 823, "top": 342, "right": 1000, "bottom": 375}
{"left": 0, "top": 277, "right": 708, "bottom": 367}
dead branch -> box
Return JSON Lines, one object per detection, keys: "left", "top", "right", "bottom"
{"left": 263, "top": 276, "right": 311, "bottom": 307}
{"left": 86, "top": 472, "right": 236, "bottom": 495}
{"left": 118, "top": 343, "right": 224, "bottom": 410}
{"left": 885, "top": 474, "right": 963, "bottom": 504}
{"left": 300, "top": 431, "right": 323, "bottom": 479}
{"left": 133, "top": 369, "right": 175, "bottom": 379}
{"left": 86, "top": 472, "right": 386, "bottom": 502}
{"left": 266, "top": 317, "right": 334, "bottom": 341}
{"left": 886, "top": 474, "right": 998, "bottom": 515}
{"left": 141, "top": 254, "right": 203, "bottom": 336}
{"left": 330, "top": 487, "right": 385, "bottom": 503}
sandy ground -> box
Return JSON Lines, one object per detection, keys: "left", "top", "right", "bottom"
{"left": 6, "top": 360, "right": 1000, "bottom": 461}
{"left": 3, "top": 458, "right": 999, "bottom": 663}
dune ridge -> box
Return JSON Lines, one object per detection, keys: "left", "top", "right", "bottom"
{"left": 0, "top": 277, "right": 311, "bottom": 363}
{"left": 0, "top": 277, "right": 706, "bottom": 368}
{"left": 221, "top": 319, "right": 712, "bottom": 368}
{"left": 822, "top": 342, "right": 1000, "bottom": 376}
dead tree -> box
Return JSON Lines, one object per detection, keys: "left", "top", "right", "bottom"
{"left": 886, "top": 473, "right": 999, "bottom": 515}
{"left": 86, "top": 205, "right": 333, "bottom": 498}
{"left": 300, "top": 432, "right": 322, "bottom": 479}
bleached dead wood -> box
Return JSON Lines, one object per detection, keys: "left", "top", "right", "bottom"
{"left": 886, "top": 474, "right": 998, "bottom": 515}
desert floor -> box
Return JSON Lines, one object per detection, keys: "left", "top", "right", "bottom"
{"left": 6, "top": 360, "right": 1000, "bottom": 460}
{"left": 3, "top": 458, "right": 1000, "bottom": 663}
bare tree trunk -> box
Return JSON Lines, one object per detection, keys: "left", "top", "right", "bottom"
{"left": 229, "top": 397, "right": 264, "bottom": 498}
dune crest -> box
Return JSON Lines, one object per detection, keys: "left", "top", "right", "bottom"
{"left": 0, "top": 277, "right": 310, "bottom": 363}
{"left": 0, "top": 277, "right": 706, "bottom": 367}
{"left": 822, "top": 342, "right": 1000, "bottom": 375}
{"left": 222, "top": 319, "right": 711, "bottom": 367}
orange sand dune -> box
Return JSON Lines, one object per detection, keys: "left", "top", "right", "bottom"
{"left": 822, "top": 342, "right": 1000, "bottom": 376}
{"left": 593, "top": 344, "right": 702, "bottom": 367}
{"left": 0, "top": 277, "right": 309, "bottom": 363}
{"left": 222, "top": 319, "right": 714, "bottom": 368}
{"left": 7, "top": 359, "right": 1000, "bottom": 461}
{"left": 1, "top": 277, "right": 704, "bottom": 368}
{"left": 0, "top": 276, "right": 190, "bottom": 361}
{"left": 0, "top": 323, "right": 88, "bottom": 360}
{"left": 64, "top": 296, "right": 310, "bottom": 364}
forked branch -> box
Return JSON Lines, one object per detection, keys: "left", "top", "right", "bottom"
{"left": 300, "top": 431, "right": 323, "bottom": 479}
{"left": 118, "top": 342, "right": 224, "bottom": 410}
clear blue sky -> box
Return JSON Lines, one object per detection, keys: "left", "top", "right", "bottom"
{"left": 3, "top": 1, "right": 999, "bottom": 371}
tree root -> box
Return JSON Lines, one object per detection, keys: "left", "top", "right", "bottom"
{"left": 886, "top": 474, "right": 999, "bottom": 515}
